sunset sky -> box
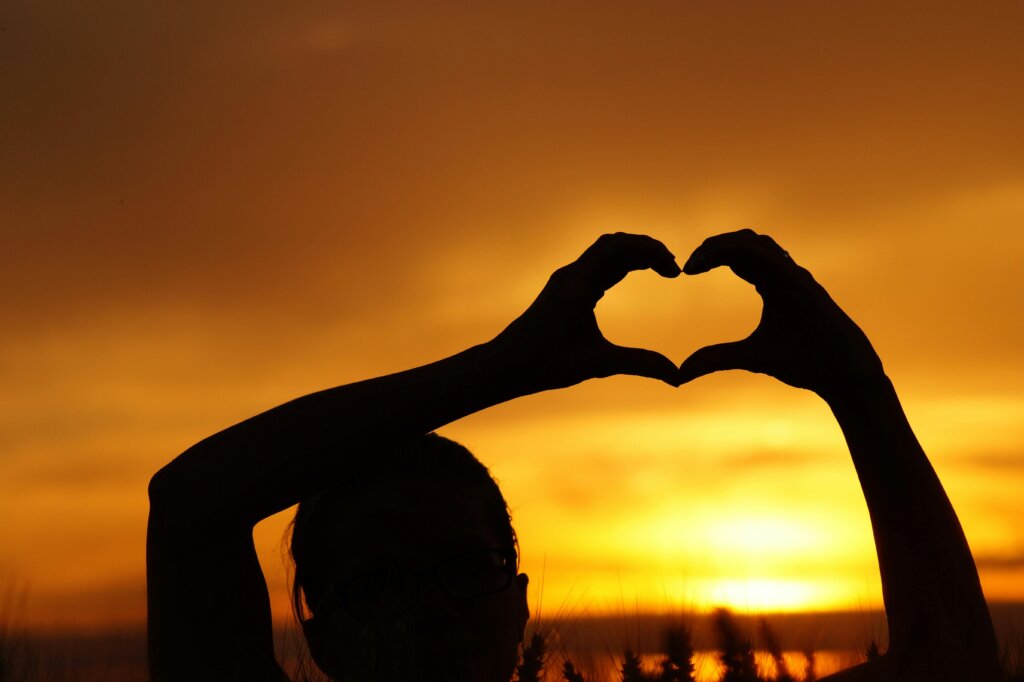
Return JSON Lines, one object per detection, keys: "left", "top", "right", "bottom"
{"left": 2, "top": 1, "right": 1023, "bottom": 631}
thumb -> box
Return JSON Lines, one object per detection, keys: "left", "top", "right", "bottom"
{"left": 678, "top": 340, "right": 756, "bottom": 385}
{"left": 603, "top": 344, "right": 681, "bottom": 387}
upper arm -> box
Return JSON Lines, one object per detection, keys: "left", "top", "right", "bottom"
{"left": 147, "top": 472, "right": 290, "bottom": 682}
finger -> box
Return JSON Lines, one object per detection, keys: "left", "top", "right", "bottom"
{"left": 603, "top": 344, "right": 681, "bottom": 387}
{"left": 681, "top": 229, "right": 800, "bottom": 291}
{"left": 573, "top": 233, "right": 681, "bottom": 299}
{"left": 677, "top": 340, "right": 756, "bottom": 385}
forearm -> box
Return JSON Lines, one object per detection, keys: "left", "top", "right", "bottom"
{"left": 678, "top": 230, "right": 1001, "bottom": 679}
{"left": 149, "top": 339, "right": 525, "bottom": 527}
{"left": 145, "top": 233, "right": 682, "bottom": 680}
{"left": 825, "top": 375, "right": 998, "bottom": 669}
{"left": 146, "top": 338, "right": 529, "bottom": 680}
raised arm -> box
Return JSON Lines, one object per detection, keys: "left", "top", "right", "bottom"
{"left": 146, "top": 233, "right": 681, "bottom": 681}
{"left": 677, "top": 230, "right": 1000, "bottom": 682}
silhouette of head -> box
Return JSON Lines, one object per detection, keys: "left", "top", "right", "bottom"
{"left": 290, "top": 434, "right": 529, "bottom": 682}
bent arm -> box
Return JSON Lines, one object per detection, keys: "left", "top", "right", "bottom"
{"left": 148, "top": 342, "right": 522, "bottom": 527}
{"left": 147, "top": 344, "right": 522, "bottom": 680}
{"left": 823, "top": 376, "right": 999, "bottom": 681}
{"left": 146, "top": 233, "right": 681, "bottom": 681}
{"left": 679, "top": 230, "right": 1000, "bottom": 681}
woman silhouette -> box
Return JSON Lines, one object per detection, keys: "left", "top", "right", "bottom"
{"left": 147, "top": 231, "right": 999, "bottom": 681}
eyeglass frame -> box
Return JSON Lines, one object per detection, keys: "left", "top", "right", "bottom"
{"left": 307, "top": 546, "right": 519, "bottom": 622}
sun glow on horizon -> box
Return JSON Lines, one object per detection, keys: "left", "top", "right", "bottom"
{"left": 507, "top": 567, "right": 878, "bottom": 618}
{"left": 4, "top": 0, "right": 1024, "bottom": 636}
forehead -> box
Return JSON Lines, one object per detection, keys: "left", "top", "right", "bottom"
{"left": 322, "top": 476, "right": 506, "bottom": 573}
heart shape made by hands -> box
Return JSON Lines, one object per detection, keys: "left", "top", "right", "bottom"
{"left": 595, "top": 265, "right": 762, "bottom": 371}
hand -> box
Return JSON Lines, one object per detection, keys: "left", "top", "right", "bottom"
{"left": 492, "top": 232, "right": 682, "bottom": 392}
{"left": 678, "top": 229, "right": 884, "bottom": 399}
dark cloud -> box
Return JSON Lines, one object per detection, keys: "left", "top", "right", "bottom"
{"left": 963, "top": 454, "right": 1024, "bottom": 472}
{"left": 539, "top": 448, "right": 822, "bottom": 513}
{"left": 6, "top": 452, "right": 155, "bottom": 489}
{"left": 976, "top": 552, "right": 1024, "bottom": 571}
{"left": 4, "top": 0, "right": 1024, "bottom": 626}
{"left": 3, "top": 0, "right": 1023, "bottom": 342}
{"left": 722, "top": 451, "right": 818, "bottom": 470}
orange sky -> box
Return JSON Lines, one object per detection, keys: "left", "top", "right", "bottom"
{"left": 2, "top": 0, "right": 1023, "bottom": 630}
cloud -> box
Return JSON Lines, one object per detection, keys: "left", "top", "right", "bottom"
{"left": 722, "top": 451, "right": 818, "bottom": 470}
{"left": 293, "top": 20, "right": 352, "bottom": 54}
{"left": 976, "top": 552, "right": 1024, "bottom": 571}
{"left": 962, "top": 454, "right": 1024, "bottom": 473}
{"left": 4, "top": 0, "right": 1024, "bottom": 627}
{"left": 4, "top": 0, "right": 1024, "bottom": 341}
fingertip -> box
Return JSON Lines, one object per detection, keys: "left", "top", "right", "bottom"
{"left": 611, "top": 346, "right": 680, "bottom": 386}
{"left": 655, "top": 259, "right": 683, "bottom": 278}
{"left": 676, "top": 366, "right": 701, "bottom": 386}
{"left": 655, "top": 363, "right": 683, "bottom": 388}
{"left": 654, "top": 360, "right": 684, "bottom": 387}
{"left": 682, "top": 251, "right": 708, "bottom": 275}
{"left": 650, "top": 240, "right": 682, "bottom": 278}
{"left": 677, "top": 339, "right": 752, "bottom": 384}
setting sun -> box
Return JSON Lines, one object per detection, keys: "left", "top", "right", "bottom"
{"left": 3, "top": 2, "right": 1023, "bottom": 680}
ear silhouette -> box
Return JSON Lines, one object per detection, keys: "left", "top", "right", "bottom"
{"left": 515, "top": 573, "right": 530, "bottom": 644}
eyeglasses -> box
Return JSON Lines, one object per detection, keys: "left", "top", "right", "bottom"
{"left": 311, "top": 548, "right": 517, "bottom": 621}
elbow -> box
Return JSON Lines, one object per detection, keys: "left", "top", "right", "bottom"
{"left": 147, "top": 462, "right": 178, "bottom": 513}
{"left": 148, "top": 449, "right": 245, "bottom": 531}
{"left": 147, "top": 462, "right": 188, "bottom": 543}
{"left": 147, "top": 456, "right": 197, "bottom": 521}
{"left": 147, "top": 458, "right": 215, "bottom": 538}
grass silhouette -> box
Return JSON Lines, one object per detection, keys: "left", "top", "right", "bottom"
{"left": 2, "top": 588, "right": 1024, "bottom": 681}
{"left": 519, "top": 607, "right": 815, "bottom": 682}
{"left": 1002, "top": 626, "right": 1024, "bottom": 682}
{"left": 658, "top": 622, "right": 696, "bottom": 682}
{"left": 712, "top": 609, "right": 758, "bottom": 682}
{"left": 758, "top": 618, "right": 794, "bottom": 682}
{"left": 517, "top": 631, "right": 548, "bottom": 682}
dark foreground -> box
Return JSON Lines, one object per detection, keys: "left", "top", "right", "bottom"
{"left": 4, "top": 604, "right": 1023, "bottom": 681}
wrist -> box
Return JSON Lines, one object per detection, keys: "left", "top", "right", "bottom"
{"left": 821, "top": 368, "right": 895, "bottom": 416}
{"left": 821, "top": 367, "right": 893, "bottom": 405}
{"left": 470, "top": 336, "right": 542, "bottom": 398}
{"left": 823, "top": 371, "right": 916, "bottom": 452}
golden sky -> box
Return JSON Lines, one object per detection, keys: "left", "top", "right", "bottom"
{"left": 2, "top": 0, "right": 1023, "bottom": 630}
